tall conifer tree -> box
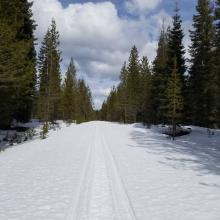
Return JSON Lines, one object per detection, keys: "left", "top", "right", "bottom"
{"left": 105, "top": 87, "right": 118, "bottom": 121}
{"left": 140, "top": 56, "right": 152, "bottom": 124}
{"left": 126, "top": 46, "right": 141, "bottom": 122}
{"left": 166, "top": 57, "right": 183, "bottom": 139}
{"left": 37, "top": 20, "right": 62, "bottom": 122}
{"left": 214, "top": 0, "right": 220, "bottom": 126}
{"left": 152, "top": 24, "right": 169, "bottom": 124}
{"left": 117, "top": 62, "right": 129, "bottom": 123}
{"left": 0, "top": 0, "right": 36, "bottom": 128}
{"left": 189, "top": 0, "right": 215, "bottom": 127}
{"left": 167, "top": 3, "right": 186, "bottom": 122}
{"left": 76, "top": 79, "right": 94, "bottom": 122}
{"left": 63, "top": 58, "right": 77, "bottom": 122}
{"left": 13, "top": 0, "right": 37, "bottom": 123}
{"left": 167, "top": 3, "right": 186, "bottom": 82}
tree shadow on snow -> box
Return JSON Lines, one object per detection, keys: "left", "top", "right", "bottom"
{"left": 129, "top": 125, "right": 220, "bottom": 177}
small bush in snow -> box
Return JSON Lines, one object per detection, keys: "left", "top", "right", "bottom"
{"left": 41, "top": 123, "right": 49, "bottom": 139}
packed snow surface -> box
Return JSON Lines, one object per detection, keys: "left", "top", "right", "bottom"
{"left": 0, "top": 121, "right": 220, "bottom": 220}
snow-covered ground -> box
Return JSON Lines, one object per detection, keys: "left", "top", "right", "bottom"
{"left": 0, "top": 121, "right": 220, "bottom": 220}
{"left": 0, "top": 120, "right": 43, "bottom": 150}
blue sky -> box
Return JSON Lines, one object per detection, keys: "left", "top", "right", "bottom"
{"left": 61, "top": 0, "right": 196, "bottom": 20}
{"left": 31, "top": 0, "right": 197, "bottom": 109}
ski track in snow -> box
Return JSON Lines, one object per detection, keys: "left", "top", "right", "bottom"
{"left": 0, "top": 121, "right": 220, "bottom": 219}
{"left": 69, "top": 125, "right": 136, "bottom": 220}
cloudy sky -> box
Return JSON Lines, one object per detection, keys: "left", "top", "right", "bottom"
{"left": 31, "top": 0, "right": 197, "bottom": 109}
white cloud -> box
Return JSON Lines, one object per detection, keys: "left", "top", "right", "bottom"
{"left": 125, "top": 0, "right": 162, "bottom": 14}
{"left": 31, "top": 0, "right": 172, "bottom": 109}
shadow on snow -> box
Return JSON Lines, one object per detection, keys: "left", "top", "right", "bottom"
{"left": 129, "top": 124, "right": 220, "bottom": 178}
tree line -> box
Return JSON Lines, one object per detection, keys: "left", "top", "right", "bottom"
{"left": 1, "top": 0, "right": 220, "bottom": 130}
{"left": 0, "top": 1, "right": 94, "bottom": 129}
{"left": 37, "top": 20, "right": 94, "bottom": 124}
{"left": 99, "top": 0, "right": 220, "bottom": 129}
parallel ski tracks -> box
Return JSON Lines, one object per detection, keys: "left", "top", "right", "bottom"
{"left": 67, "top": 124, "right": 137, "bottom": 220}
{"left": 66, "top": 128, "right": 95, "bottom": 220}
{"left": 100, "top": 127, "right": 137, "bottom": 220}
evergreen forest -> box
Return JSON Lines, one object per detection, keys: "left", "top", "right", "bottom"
{"left": 1, "top": 0, "right": 220, "bottom": 131}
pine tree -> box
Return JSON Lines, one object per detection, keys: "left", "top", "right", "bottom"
{"left": 63, "top": 58, "right": 77, "bottom": 123}
{"left": 13, "top": 0, "right": 37, "bottom": 123}
{"left": 189, "top": 0, "right": 215, "bottom": 127}
{"left": 165, "top": 57, "right": 183, "bottom": 139}
{"left": 126, "top": 46, "right": 141, "bottom": 122}
{"left": 76, "top": 79, "right": 94, "bottom": 122}
{"left": 152, "top": 25, "right": 169, "bottom": 124}
{"left": 102, "top": 52, "right": 152, "bottom": 124}
{"left": 37, "top": 29, "right": 50, "bottom": 121}
{"left": 0, "top": 0, "right": 36, "bottom": 128}
{"left": 167, "top": 3, "right": 186, "bottom": 122}
{"left": 105, "top": 87, "right": 119, "bottom": 121}
{"left": 140, "top": 56, "right": 153, "bottom": 125}
{"left": 99, "top": 101, "right": 108, "bottom": 121}
{"left": 214, "top": 0, "right": 220, "bottom": 127}
{"left": 37, "top": 20, "right": 62, "bottom": 123}
{"left": 0, "top": 22, "right": 17, "bottom": 128}
{"left": 167, "top": 3, "right": 186, "bottom": 83}
{"left": 117, "top": 62, "right": 129, "bottom": 123}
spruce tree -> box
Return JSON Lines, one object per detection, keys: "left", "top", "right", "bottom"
{"left": 37, "top": 20, "right": 62, "bottom": 123}
{"left": 189, "top": 0, "right": 215, "bottom": 127}
{"left": 76, "top": 79, "right": 94, "bottom": 122}
{"left": 214, "top": 0, "right": 220, "bottom": 127}
{"left": 167, "top": 3, "right": 186, "bottom": 83}
{"left": 0, "top": 22, "right": 17, "bottom": 128}
{"left": 126, "top": 46, "right": 141, "bottom": 122}
{"left": 37, "top": 29, "right": 50, "bottom": 121}
{"left": 0, "top": 0, "right": 36, "bottom": 128}
{"left": 102, "top": 63, "right": 129, "bottom": 123}
{"left": 13, "top": 0, "right": 37, "bottom": 123}
{"left": 103, "top": 52, "right": 152, "bottom": 123}
{"left": 152, "top": 25, "right": 169, "bottom": 124}
{"left": 117, "top": 62, "right": 129, "bottom": 123}
{"left": 63, "top": 58, "right": 77, "bottom": 122}
{"left": 165, "top": 57, "right": 183, "bottom": 139}
{"left": 167, "top": 3, "right": 186, "bottom": 123}
{"left": 106, "top": 87, "right": 119, "bottom": 121}
{"left": 100, "top": 101, "right": 108, "bottom": 121}
{"left": 140, "top": 56, "right": 153, "bottom": 125}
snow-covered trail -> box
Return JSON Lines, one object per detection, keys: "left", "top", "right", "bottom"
{"left": 69, "top": 125, "right": 136, "bottom": 220}
{"left": 0, "top": 123, "right": 96, "bottom": 220}
{"left": 0, "top": 121, "right": 220, "bottom": 220}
